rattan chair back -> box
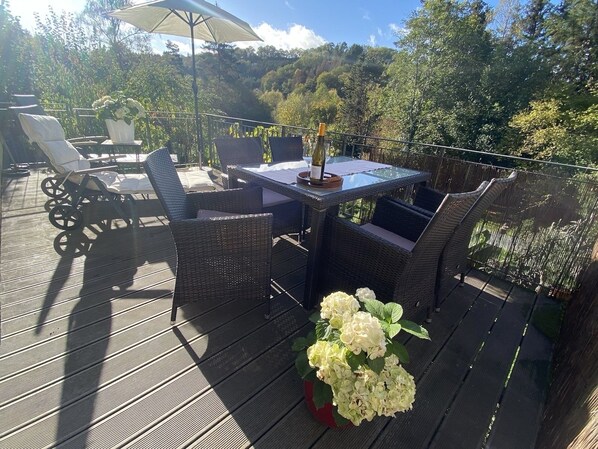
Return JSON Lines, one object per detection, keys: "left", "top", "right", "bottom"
{"left": 269, "top": 136, "right": 304, "bottom": 162}
{"left": 214, "top": 137, "right": 264, "bottom": 174}
{"left": 394, "top": 184, "right": 487, "bottom": 314}
{"left": 440, "top": 171, "right": 518, "bottom": 280}
{"left": 144, "top": 148, "right": 188, "bottom": 221}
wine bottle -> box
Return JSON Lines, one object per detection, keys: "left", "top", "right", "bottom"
{"left": 310, "top": 123, "right": 327, "bottom": 184}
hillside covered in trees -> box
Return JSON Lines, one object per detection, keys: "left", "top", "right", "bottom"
{"left": 1, "top": 0, "right": 596, "bottom": 167}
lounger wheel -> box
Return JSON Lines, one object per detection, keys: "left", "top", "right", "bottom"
{"left": 49, "top": 205, "right": 83, "bottom": 230}
{"left": 44, "top": 197, "right": 71, "bottom": 213}
{"left": 53, "top": 231, "right": 92, "bottom": 257}
{"left": 41, "top": 177, "right": 69, "bottom": 199}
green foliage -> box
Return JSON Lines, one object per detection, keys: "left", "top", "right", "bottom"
{"left": 2, "top": 0, "right": 596, "bottom": 169}
{"left": 312, "top": 378, "right": 334, "bottom": 408}
{"left": 0, "top": 2, "right": 34, "bottom": 99}
{"left": 79, "top": 0, "right": 150, "bottom": 52}
{"left": 509, "top": 95, "right": 598, "bottom": 166}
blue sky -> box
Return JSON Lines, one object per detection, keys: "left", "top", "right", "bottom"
{"left": 9, "top": 0, "right": 502, "bottom": 52}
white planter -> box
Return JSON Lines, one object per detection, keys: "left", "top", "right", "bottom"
{"left": 105, "top": 119, "right": 135, "bottom": 144}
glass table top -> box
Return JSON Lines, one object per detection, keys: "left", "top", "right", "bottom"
{"left": 233, "top": 157, "right": 424, "bottom": 197}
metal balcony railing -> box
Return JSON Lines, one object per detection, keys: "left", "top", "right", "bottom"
{"left": 6, "top": 105, "right": 598, "bottom": 298}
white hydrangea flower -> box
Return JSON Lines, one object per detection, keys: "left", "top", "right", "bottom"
{"left": 340, "top": 311, "right": 386, "bottom": 359}
{"left": 332, "top": 362, "right": 416, "bottom": 425}
{"left": 114, "top": 107, "right": 127, "bottom": 119}
{"left": 355, "top": 287, "right": 376, "bottom": 302}
{"left": 307, "top": 341, "right": 351, "bottom": 385}
{"left": 320, "top": 291, "right": 360, "bottom": 329}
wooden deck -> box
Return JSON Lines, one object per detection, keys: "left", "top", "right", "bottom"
{"left": 1, "top": 170, "right": 557, "bottom": 449}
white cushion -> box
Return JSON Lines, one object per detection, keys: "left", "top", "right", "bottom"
{"left": 176, "top": 167, "right": 215, "bottom": 192}
{"left": 42, "top": 140, "right": 90, "bottom": 173}
{"left": 361, "top": 223, "right": 416, "bottom": 251}
{"left": 18, "top": 114, "right": 90, "bottom": 173}
{"left": 18, "top": 113, "right": 66, "bottom": 142}
{"left": 93, "top": 172, "right": 155, "bottom": 195}
{"left": 262, "top": 188, "right": 294, "bottom": 207}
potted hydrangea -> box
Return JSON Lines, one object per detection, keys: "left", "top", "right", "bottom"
{"left": 92, "top": 92, "right": 146, "bottom": 144}
{"left": 292, "top": 288, "right": 430, "bottom": 427}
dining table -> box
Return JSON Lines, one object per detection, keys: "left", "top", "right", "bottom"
{"left": 227, "top": 156, "right": 430, "bottom": 309}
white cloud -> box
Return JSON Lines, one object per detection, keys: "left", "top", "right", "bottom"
{"left": 389, "top": 23, "right": 407, "bottom": 37}
{"left": 167, "top": 39, "right": 192, "bottom": 55}
{"left": 369, "top": 34, "right": 376, "bottom": 46}
{"left": 285, "top": 1, "right": 295, "bottom": 10}
{"left": 149, "top": 23, "right": 326, "bottom": 54}
{"left": 235, "top": 23, "right": 326, "bottom": 51}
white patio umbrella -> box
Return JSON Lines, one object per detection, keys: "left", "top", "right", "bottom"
{"left": 108, "top": 0, "right": 262, "bottom": 166}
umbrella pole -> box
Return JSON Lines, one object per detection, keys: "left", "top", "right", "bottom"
{"left": 190, "top": 17, "right": 203, "bottom": 168}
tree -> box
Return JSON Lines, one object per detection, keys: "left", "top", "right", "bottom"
{"left": 509, "top": 96, "right": 598, "bottom": 166}
{"left": 546, "top": 0, "right": 598, "bottom": 93}
{"left": 0, "top": 1, "right": 34, "bottom": 99}
{"left": 384, "top": 0, "right": 493, "bottom": 148}
{"left": 79, "top": 0, "right": 150, "bottom": 52}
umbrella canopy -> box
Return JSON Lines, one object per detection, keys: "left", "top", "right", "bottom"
{"left": 109, "top": 0, "right": 261, "bottom": 43}
{"left": 108, "top": 0, "right": 262, "bottom": 166}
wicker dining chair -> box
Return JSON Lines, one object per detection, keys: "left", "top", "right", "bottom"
{"left": 144, "top": 148, "right": 273, "bottom": 324}
{"left": 269, "top": 136, "right": 304, "bottom": 162}
{"left": 319, "top": 184, "right": 486, "bottom": 322}
{"left": 214, "top": 137, "right": 302, "bottom": 237}
{"left": 387, "top": 171, "right": 518, "bottom": 308}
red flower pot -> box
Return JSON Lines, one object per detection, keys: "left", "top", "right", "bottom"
{"left": 303, "top": 381, "right": 352, "bottom": 429}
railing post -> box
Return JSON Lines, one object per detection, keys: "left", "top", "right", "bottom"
{"left": 433, "top": 148, "right": 446, "bottom": 190}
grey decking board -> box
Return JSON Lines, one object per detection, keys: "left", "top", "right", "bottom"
{"left": 370, "top": 277, "right": 508, "bottom": 449}
{"left": 0, "top": 226, "right": 169, "bottom": 278}
{"left": 1, "top": 265, "right": 174, "bottom": 336}
{"left": 53, "top": 299, "right": 309, "bottom": 449}
{"left": 0, "top": 287, "right": 172, "bottom": 377}
{"left": 427, "top": 285, "right": 535, "bottom": 449}
{"left": 1, "top": 270, "right": 306, "bottom": 427}
{"left": 1, "top": 238, "right": 304, "bottom": 366}
{"left": 187, "top": 368, "right": 304, "bottom": 449}
{"left": 484, "top": 294, "right": 558, "bottom": 449}
{"left": 0, "top": 229, "right": 302, "bottom": 310}
{"left": 126, "top": 326, "right": 308, "bottom": 449}
{"left": 247, "top": 399, "right": 327, "bottom": 449}
{"left": 406, "top": 271, "right": 493, "bottom": 378}
{"left": 0, "top": 294, "right": 300, "bottom": 444}
{"left": 0, "top": 240, "right": 174, "bottom": 296}
{"left": 3, "top": 242, "right": 305, "bottom": 338}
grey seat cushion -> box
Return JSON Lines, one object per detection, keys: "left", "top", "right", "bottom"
{"left": 262, "top": 188, "right": 294, "bottom": 207}
{"left": 361, "top": 223, "right": 416, "bottom": 251}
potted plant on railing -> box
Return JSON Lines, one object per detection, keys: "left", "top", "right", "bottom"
{"left": 292, "top": 288, "right": 430, "bottom": 428}
{"left": 92, "top": 92, "right": 146, "bottom": 144}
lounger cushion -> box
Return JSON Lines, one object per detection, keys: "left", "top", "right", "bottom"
{"left": 19, "top": 114, "right": 90, "bottom": 173}
{"left": 361, "top": 223, "right": 416, "bottom": 251}
{"left": 43, "top": 141, "right": 91, "bottom": 173}
{"left": 18, "top": 113, "right": 66, "bottom": 142}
